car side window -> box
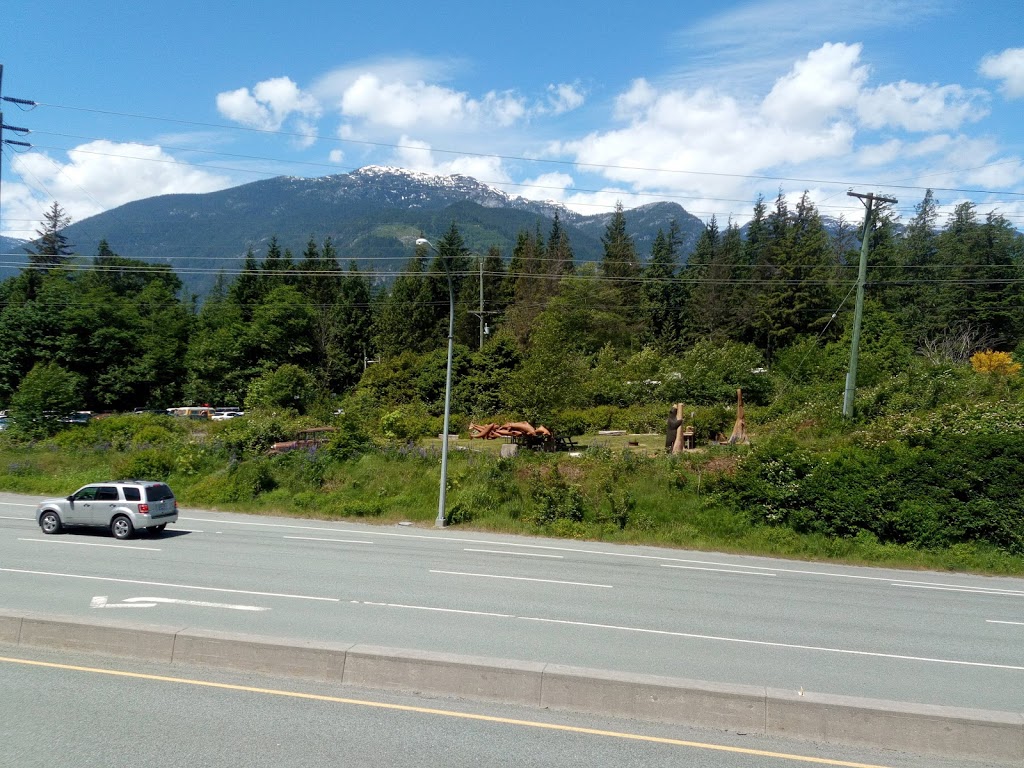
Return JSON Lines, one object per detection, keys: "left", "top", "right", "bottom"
{"left": 74, "top": 487, "right": 99, "bottom": 501}
{"left": 123, "top": 487, "right": 141, "bottom": 501}
{"left": 95, "top": 487, "right": 119, "bottom": 501}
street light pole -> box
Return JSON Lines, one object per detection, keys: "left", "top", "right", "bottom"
{"left": 416, "top": 237, "right": 453, "bottom": 528}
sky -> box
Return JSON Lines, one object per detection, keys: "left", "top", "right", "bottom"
{"left": 2, "top": 0, "right": 1023, "bottom": 244}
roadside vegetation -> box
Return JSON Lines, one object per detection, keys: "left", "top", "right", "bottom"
{"left": 2, "top": 192, "right": 1024, "bottom": 575}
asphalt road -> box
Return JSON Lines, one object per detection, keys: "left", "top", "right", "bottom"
{"left": 2, "top": 492, "right": 1023, "bottom": 712}
{"left": 0, "top": 645, "right": 1006, "bottom": 768}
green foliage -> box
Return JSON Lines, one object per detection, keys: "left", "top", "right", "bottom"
{"left": 8, "top": 362, "right": 84, "bottom": 438}
{"left": 528, "top": 468, "right": 590, "bottom": 527}
{"left": 718, "top": 430, "right": 1024, "bottom": 554}
{"left": 230, "top": 459, "right": 277, "bottom": 501}
{"left": 380, "top": 403, "right": 438, "bottom": 440}
{"left": 212, "top": 409, "right": 291, "bottom": 456}
{"left": 245, "top": 364, "right": 318, "bottom": 413}
{"left": 113, "top": 449, "right": 176, "bottom": 480}
{"left": 660, "top": 341, "right": 772, "bottom": 405}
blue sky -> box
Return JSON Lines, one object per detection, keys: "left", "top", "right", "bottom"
{"left": 2, "top": 0, "right": 1022, "bottom": 242}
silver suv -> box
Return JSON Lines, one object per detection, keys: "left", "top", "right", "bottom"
{"left": 37, "top": 481, "right": 178, "bottom": 540}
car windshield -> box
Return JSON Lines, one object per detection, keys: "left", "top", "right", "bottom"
{"left": 145, "top": 484, "right": 174, "bottom": 501}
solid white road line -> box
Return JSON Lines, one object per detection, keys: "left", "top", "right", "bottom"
{"left": 987, "top": 619, "right": 1024, "bottom": 626}
{"left": 358, "top": 601, "right": 512, "bottom": 618}
{"left": 661, "top": 564, "right": 776, "bottom": 577}
{"left": 464, "top": 548, "right": 564, "bottom": 558}
{"left": 892, "top": 583, "right": 1024, "bottom": 598}
{"left": 430, "top": 570, "right": 612, "bottom": 588}
{"left": 355, "top": 600, "right": 1024, "bottom": 672}
{"left": 284, "top": 535, "right": 373, "bottom": 545}
{"left": 0, "top": 567, "right": 340, "bottom": 602}
{"left": 177, "top": 516, "right": 1024, "bottom": 597}
{"left": 18, "top": 538, "right": 160, "bottom": 551}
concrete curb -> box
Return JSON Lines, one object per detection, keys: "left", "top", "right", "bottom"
{"left": 1, "top": 610, "right": 1020, "bottom": 764}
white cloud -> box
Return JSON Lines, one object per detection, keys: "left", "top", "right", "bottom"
{"left": 8, "top": 141, "right": 232, "bottom": 235}
{"left": 559, "top": 48, "right": 864, "bottom": 200}
{"left": 216, "top": 76, "right": 321, "bottom": 132}
{"left": 328, "top": 149, "right": 345, "bottom": 164}
{"left": 338, "top": 73, "right": 527, "bottom": 130}
{"left": 761, "top": 43, "right": 867, "bottom": 126}
{"left": 543, "top": 40, "right": 1021, "bottom": 225}
{"left": 857, "top": 81, "right": 986, "bottom": 131}
{"left": 391, "top": 137, "right": 510, "bottom": 183}
{"left": 980, "top": 48, "right": 1024, "bottom": 99}
{"left": 545, "top": 83, "right": 585, "bottom": 115}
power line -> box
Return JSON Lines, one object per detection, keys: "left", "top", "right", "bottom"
{"left": 34, "top": 100, "right": 1024, "bottom": 200}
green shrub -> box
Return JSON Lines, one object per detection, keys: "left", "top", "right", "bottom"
{"left": 113, "top": 449, "right": 175, "bottom": 480}
{"left": 528, "top": 470, "right": 589, "bottom": 527}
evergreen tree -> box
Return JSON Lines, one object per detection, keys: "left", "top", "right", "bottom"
{"left": 327, "top": 262, "right": 373, "bottom": 392}
{"left": 641, "top": 222, "right": 682, "bottom": 350}
{"left": 600, "top": 202, "right": 642, "bottom": 310}
{"left": 230, "top": 248, "right": 262, "bottom": 322}
{"left": 259, "top": 236, "right": 291, "bottom": 291}
{"left": 546, "top": 211, "right": 575, "bottom": 277}
{"left": 372, "top": 249, "right": 434, "bottom": 358}
{"left": 25, "top": 201, "right": 73, "bottom": 267}
{"left": 931, "top": 204, "right": 1023, "bottom": 347}
{"left": 504, "top": 228, "right": 546, "bottom": 344}
{"left": 753, "top": 192, "right": 838, "bottom": 357}
{"left": 679, "top": 216, "right": 721, "bottom": 343}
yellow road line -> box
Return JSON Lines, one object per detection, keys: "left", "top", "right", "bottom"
{"left": 0, "top": 655, "right": 893, "bottom": 768}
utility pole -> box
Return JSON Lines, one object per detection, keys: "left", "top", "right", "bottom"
{"left": 842, "top": 191, "right": 897, "bottom": 418}
{"left": 0, "top": 65, "right": 36, "bottom": 236}
{"left": 469, "top": 253, "right": 497, "bottom": 351}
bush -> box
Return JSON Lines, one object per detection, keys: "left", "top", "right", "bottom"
{"left": 528, "top": 469, "right": 589, "bottom": 527}
{"left": 113, "top": 449, "right": 176, "bottom": 480}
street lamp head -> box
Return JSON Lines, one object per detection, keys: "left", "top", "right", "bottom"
{"left": 415, "top": 238, "right": 432, "bottom": 247}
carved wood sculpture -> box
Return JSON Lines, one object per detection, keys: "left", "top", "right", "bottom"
{"left": 672, "top": 402, "right": 686, "bottom": 454}
{"left": 728, "top": 388, "right": 749, "bottom": 444}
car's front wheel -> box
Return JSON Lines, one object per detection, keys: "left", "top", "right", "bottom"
{"left": 39, "top": 511, "right": 62, "bottom": 535}
{"left": 110, "top": 515, "right": 134, "bottom": 540}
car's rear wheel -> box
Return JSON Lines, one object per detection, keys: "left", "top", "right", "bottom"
{"left": 110, "top": 515, "right": 134, "bottom": 540}
{"left": 39, "top": 511, "right": 62, "bottom": 534}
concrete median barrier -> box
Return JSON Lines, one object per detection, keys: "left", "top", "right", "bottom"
{"left": 540, "top": 664, "right": 766, "bottom": 733}
{"left": 343, "top": 644, "right": 546, "bottom": 706}
{"left": 15, "top": 612, "right": 184, "bottom": 661}
{"left": 0, "top": 609, "right": 1020, "bottom": 764}
{"left": 172, "top": 628, "right": 353, "bottom": 681}
{"left": 0, "top": 611, "right": 24, "bottom": 644}
{"left": 766, "top": 687, "right": 1024, "bottom": 764}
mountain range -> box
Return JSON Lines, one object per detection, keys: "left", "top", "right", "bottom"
{"left": 1, "top": 166, "right": 708, "bottom": 297}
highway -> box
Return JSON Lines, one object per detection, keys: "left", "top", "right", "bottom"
{"left": 2, "top": 491, "right": 1023, "bottom": 713}
{"left": 0, "top": 645, "right": 1004, "bottom": 768}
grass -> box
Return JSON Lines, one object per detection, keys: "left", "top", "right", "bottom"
{"left": 2, "top": 427, "right": 1022, "bottom": 577}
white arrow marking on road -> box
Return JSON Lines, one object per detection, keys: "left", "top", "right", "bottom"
{"left": 91, "top": 596, "right": 269, "bottom": 611}
{"left": 91, "top": 596, "right": 154, "bottom": 608}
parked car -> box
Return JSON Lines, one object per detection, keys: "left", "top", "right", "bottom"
{"left": 211, "top": 410, "right": 244, "bottom": 421}
{"left": 36, "top": 480, "right": 178, "bottom": 540}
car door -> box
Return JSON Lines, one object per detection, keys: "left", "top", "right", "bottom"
{"left": 66, "top": 486, "right": 98, "bottom": 524}
{"left": 90, "top": 486, "right": 121, "bottom": 526}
